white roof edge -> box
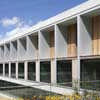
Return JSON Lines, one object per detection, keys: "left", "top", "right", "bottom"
{"left": 0, "top": 0, "right": 100, "bottom": 44}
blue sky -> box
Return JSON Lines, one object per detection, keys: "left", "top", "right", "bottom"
{"left": 0, "top": 0, "right": 86, "bottom": 39}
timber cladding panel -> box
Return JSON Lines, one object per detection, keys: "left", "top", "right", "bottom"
{"left": 92, "top": 15, "right": 100, "bottom": 55}
{"left": 49, "top": 31, "right": 55, "bottom": 58}
{"left": 67, "top": 23, "right": 77, "bottom": 57}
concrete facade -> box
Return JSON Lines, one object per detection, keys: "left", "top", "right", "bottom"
{"left": 0, "top": 0, "right": 100, "bottom": 95}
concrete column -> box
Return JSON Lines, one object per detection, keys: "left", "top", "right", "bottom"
{"left": 9, "top": 62, "right": 11, "bottom": 78}
{"left": 72, "top": 59, "right": 80, "bottom": 89}
{"left": 16, "top": 62, "right": 18, "bottom": 79}
{"left": 72, "top": 15, "right": 81, "bottom": 89}
{"left": 51, "top": 59, "right": 56, "bottom": 84}
{"left": 36, "top": 60, "right": 40, "bottom": 82}
{"left": 24, "top": 61, "right": 28, "bottom": 80}
{"left": 3, "top": 63, "right": 5, "bottom": 77}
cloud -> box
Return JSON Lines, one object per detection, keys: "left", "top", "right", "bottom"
{"left": 36, "top": 20, "right": 43, "bottom": 24}
{"left": 5, "top": 25, "right": 30, "bottom": 37}
{"left": 0, "top": 17, "right": 43, "bottom": 41}
{"left": 0, "top": 16, "right": 32, "bottom": 40}
{"left": 0, "top": 34, "right": 3, "bottom": 39}
{"left": 0, "top": 17, "right": 21, "bottom": 27}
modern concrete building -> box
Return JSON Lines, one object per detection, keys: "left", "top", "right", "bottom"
{"left": 0, "top": 0, "right": 100, "bottom": 95}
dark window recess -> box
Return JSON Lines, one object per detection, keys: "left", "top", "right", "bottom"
{"left": 57, "top": 60, "right": 72, "bottom": 86}
{"left": 11, "top": 63, "right": 16, "bottom": 78}
{"left": 0, "top": 64, "right": 3, "bottom": 75}
{"left": 28, "top": 62, "right": 36, "bottom": 81}
{"left": 18, "top": 63, "right": 24, "bottom": 79}
{"left": 5, "top": 64, "right": 9, "bottom": 76}
{"left": 40, "top": 61, "right": 51, "bottom": 83}
{"left": 81, "top": 59, "right": 100, "bottom": 90}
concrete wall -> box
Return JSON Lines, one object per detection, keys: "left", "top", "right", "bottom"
{"left": 18, "top": 37, "right": 27, "bottom": 60}
{"left": 27, "top": 34, "right": 38, "bottom": 60}
{"left": 79, "top": 16, "right": 92, "bottom": 56}
{"left": 55, "top": 25, "right": 67, "bottom": 58}
{"left": 0, "top": 45, "right": 4, "bottom": 62}
{"left": 4, "top": 43, "right": 10, "bottom": 61}
{"left": 10, "top": 41, "right": 17, "bottom": 61}
{"left": 39, "top": 31, "right": 50, "bottom": 59}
